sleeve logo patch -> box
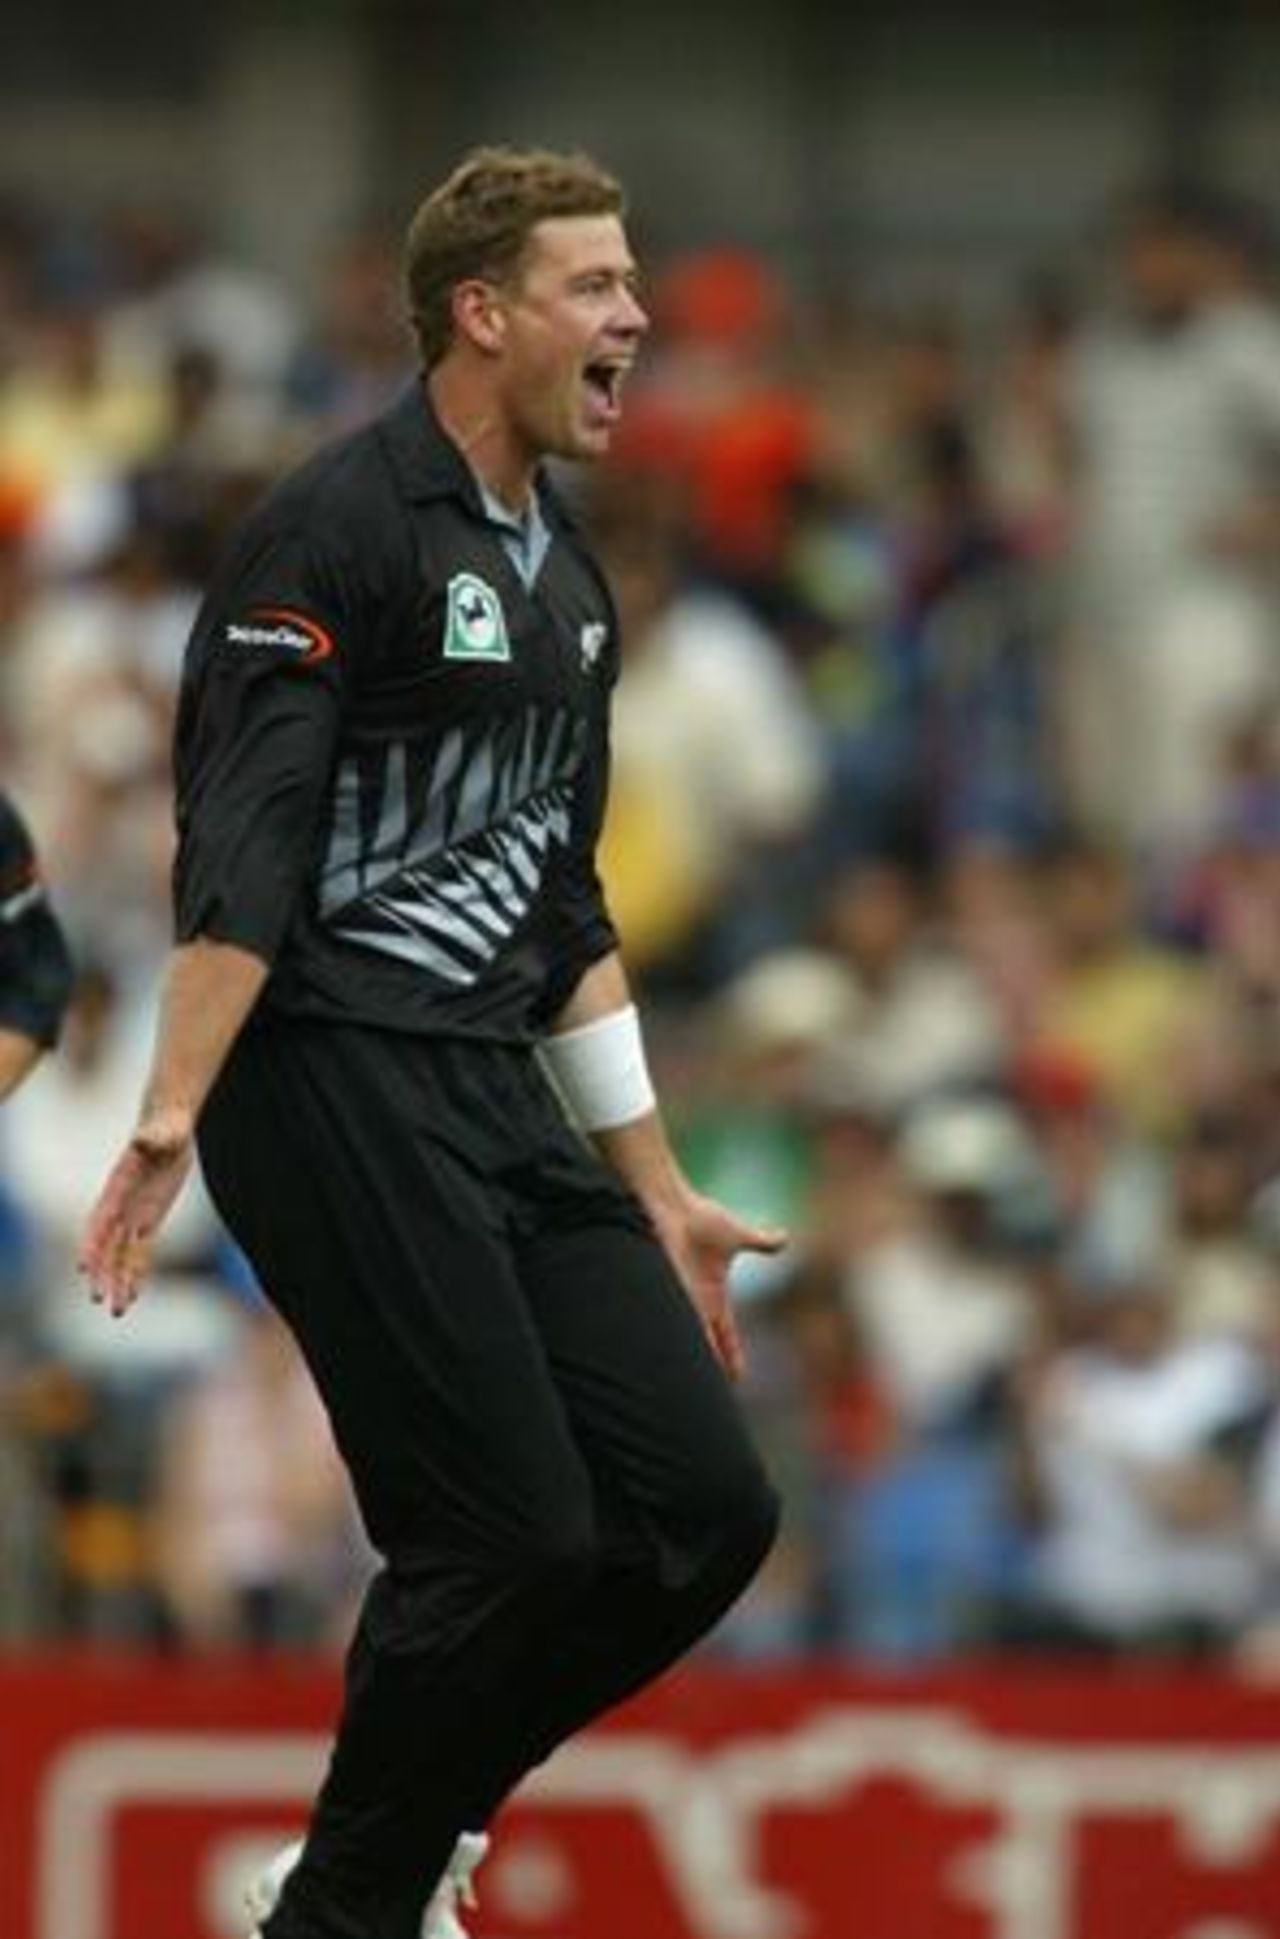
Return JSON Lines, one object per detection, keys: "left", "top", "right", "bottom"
{"left": 443, "top": 573, "right": 511, "bottom": 663}
{"left": 224, "top": 606, "right": 335, "bottom": 664}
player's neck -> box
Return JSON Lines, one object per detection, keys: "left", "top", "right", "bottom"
{"left": 425, "top": 366, "right": 534, "bottom": 515}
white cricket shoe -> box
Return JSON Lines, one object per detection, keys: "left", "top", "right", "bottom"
{"left": 243, "top": 1829, "right": 489, "bottom": 1939}
{"left": 244, "top": 1838, "right": 304, "bottom": 1937}
{"left": 422, "top": 1831, "right": 489, "bottom": 1939}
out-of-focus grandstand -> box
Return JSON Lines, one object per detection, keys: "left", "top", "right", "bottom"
{"left": 1, "top": 6, "right": 1279, "bottom": 1936}
{"left": 2, "top": 0, "right": 1280, "bottom": 1675}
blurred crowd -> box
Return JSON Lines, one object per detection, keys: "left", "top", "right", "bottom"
{"left": 0, "top": 180, "right": 1277, "bottom": 1667}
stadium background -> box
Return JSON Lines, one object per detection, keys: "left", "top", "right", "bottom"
{"left": 2, "top": 3, "right": 1279, "bottom": 1935}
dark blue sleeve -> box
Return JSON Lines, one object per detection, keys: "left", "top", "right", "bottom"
{"left": 0, "top": 792, "right": 75, "bottom": 1047}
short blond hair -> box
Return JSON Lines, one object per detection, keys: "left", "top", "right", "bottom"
{"left": 404, "top": 145, "right": 626, "bottom": 369}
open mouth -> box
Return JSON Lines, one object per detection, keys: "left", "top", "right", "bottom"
{"left": 582, "top": 360, "right": 628, "bottom": 415}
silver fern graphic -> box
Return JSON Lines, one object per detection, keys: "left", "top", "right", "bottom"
{"left": 317, "top": 705, "right": 585, "bottom": 983}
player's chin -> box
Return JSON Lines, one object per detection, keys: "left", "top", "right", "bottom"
{"left": 559, "top": 421, "right": 614, "bottom": 463}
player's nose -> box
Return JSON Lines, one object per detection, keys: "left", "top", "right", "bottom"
{"left": 614, "top": 284, "right": 649, "bottom": 337}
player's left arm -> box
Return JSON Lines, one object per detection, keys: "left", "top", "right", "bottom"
{"left": 545, "top": 951, "right": 784, "bottom": 1378}
{"left": 536, "top": 590, "right": 783, "bottom": 1373}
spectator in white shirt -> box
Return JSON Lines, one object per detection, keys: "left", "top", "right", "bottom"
{"left": 1015, "top": 1271, "right": 1271, "bottom": 1653}
{"left": 1063, "top": 185, "right": 1280, "bottom": 855}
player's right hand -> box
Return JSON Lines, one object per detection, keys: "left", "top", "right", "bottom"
{"left": 77, "top": 1108, "right": 195, "bottom": 1318}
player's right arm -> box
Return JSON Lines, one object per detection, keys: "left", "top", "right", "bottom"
{"left": 79, "top": 498, "right": 357, "bottom": 1314}
{"left": 78, "top": 937, "right": 269, "bottom": 1315}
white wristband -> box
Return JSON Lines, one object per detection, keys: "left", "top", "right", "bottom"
{"left": 536, "top": 1003, "right": 657, "bottom": 1131}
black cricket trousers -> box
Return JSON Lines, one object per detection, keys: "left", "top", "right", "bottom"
{"left": 198, "top": 1018, "right": 779, "bottom": 1939}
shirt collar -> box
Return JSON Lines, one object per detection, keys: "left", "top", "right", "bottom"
{"left": 478, "top": 479, "right": 553, "bottom": 591}
{"left": 377, "top": 377, "right": 581, "bottom": 539}
{"left": 478, "top": 479, "right": 529, "bottom": 532}
{"left": 377, "top": 379, "right": 485, "bottom": 511}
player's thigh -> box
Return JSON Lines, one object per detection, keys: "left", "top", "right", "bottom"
{"left": 515, "top": 1217, "right": 772, "bottom": 1542}
{"left": 199, "top": 1027, "right": 592, "bottom": 1564}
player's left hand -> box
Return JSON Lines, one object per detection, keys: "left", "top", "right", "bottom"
{"left": 648, "top": 1190, "right": 786, "bottom": 1380}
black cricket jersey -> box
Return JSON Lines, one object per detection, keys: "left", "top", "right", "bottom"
{"left": 173, "top": 383, "right": 620, "bottom": 1040}
{"left": 0, "top": 789, "right": 74, "bottom": 1047}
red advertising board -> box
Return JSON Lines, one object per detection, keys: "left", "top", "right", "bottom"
{"left": 3, "top": 1656, "right": 1280, "bottom": 1939}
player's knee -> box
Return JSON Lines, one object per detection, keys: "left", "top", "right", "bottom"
{"left": 688, "top": 1454, "right": 780, "bottom": 1585}
{"left": 505, "top": 1504, "right": 599, "bottom": 1614}
{"left": 724, "top": 1464, "right": 781, "bottom": 1580}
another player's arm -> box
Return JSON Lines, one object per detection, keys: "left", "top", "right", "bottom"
{"left": 0, "top": 795, "right": 75, "bottom": 1097}
{"left": 0, "top": 1029, "right": 42, "bottom": 1101}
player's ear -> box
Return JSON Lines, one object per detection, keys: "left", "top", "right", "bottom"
{"left": 452, "top": 279, "right": 506, "bottom": 357}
